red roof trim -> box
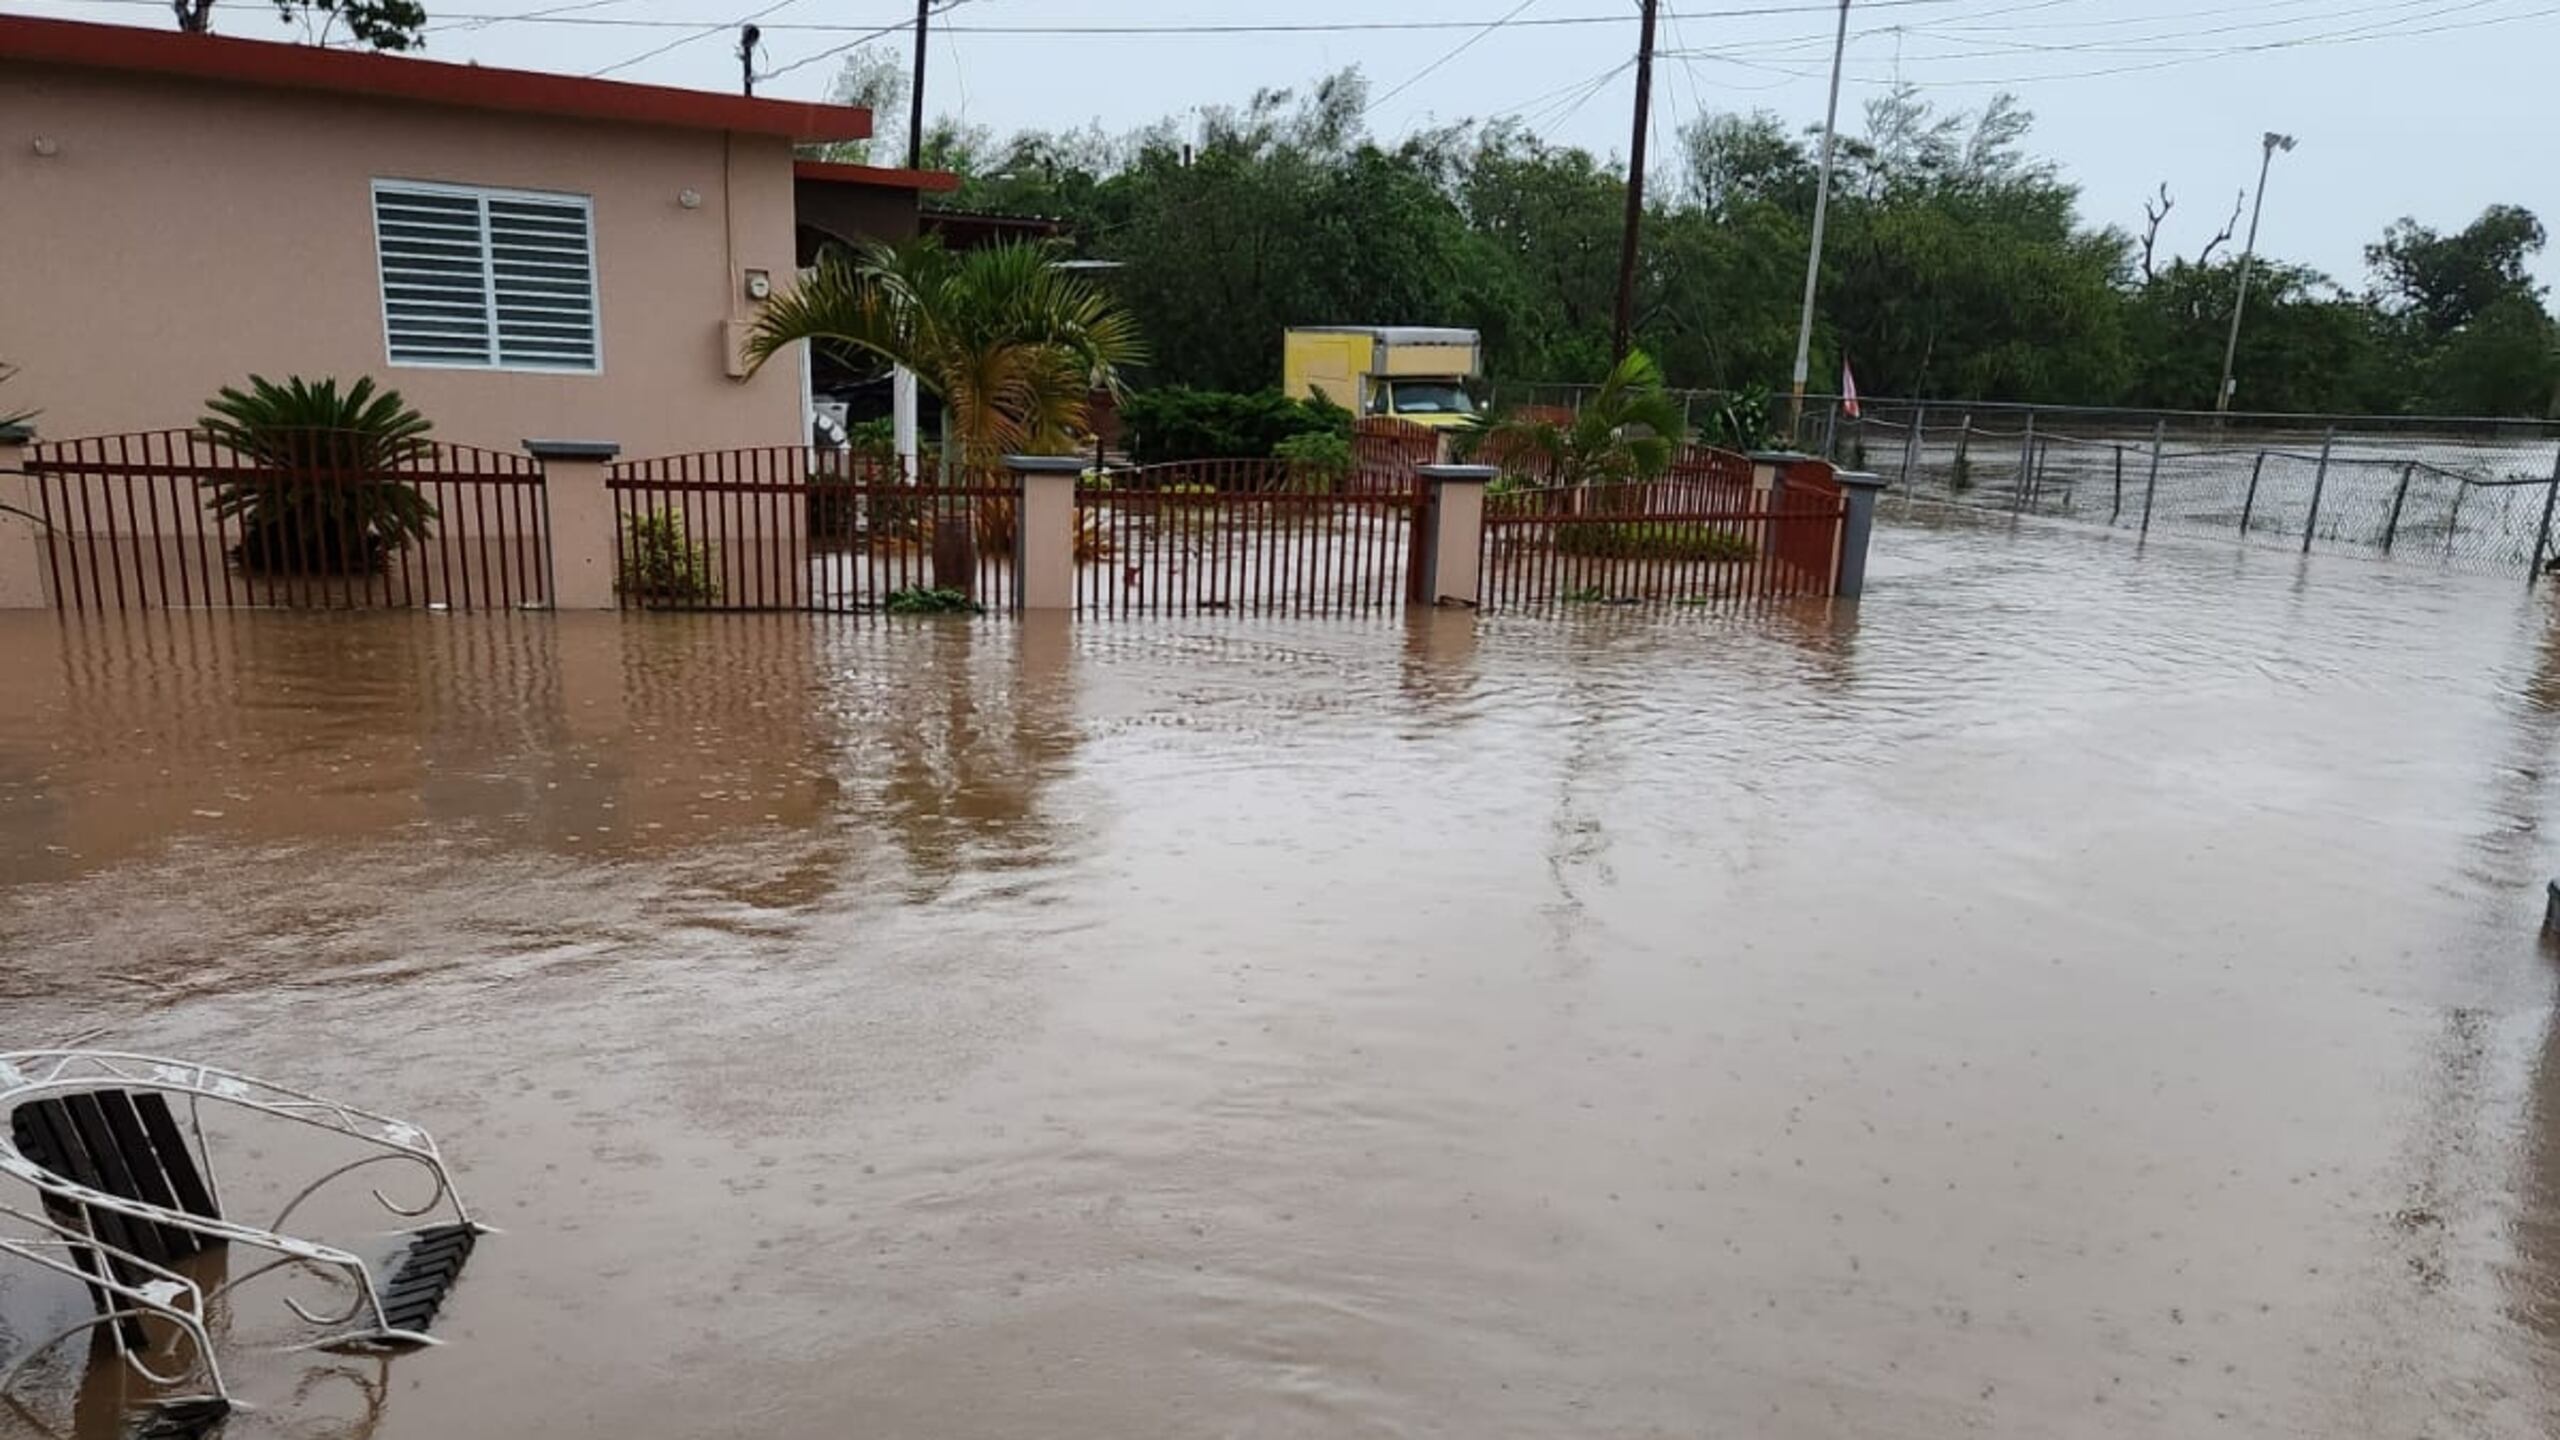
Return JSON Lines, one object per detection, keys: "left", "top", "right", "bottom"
{"left": 794, "top": 160, "right": 962, "bottom": 193}
{"left": 0, "top": 15, "right": 870, "bottom": 143}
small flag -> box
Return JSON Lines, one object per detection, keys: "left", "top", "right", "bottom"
{"left": 1840, "top": 359, "right": 1862, "bottom": 419}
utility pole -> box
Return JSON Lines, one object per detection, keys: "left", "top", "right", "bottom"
{"left": 737, "top": 24, "right": 758, "bottom": 97}
{"left": 2215, "top": 130, "right": 2296, "bottom": 415}
{"left": 1610, "top": 0, "right": 1661, "bottom": 362}
{"left": 1786, "top": 0, "right": 1851, "bottom": 436}
{"left": 907, "top": 0, "right": 932, "bottom": 171}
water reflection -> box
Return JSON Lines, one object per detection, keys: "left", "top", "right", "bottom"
{"left": 0, "top": 612, "right": 1089, "bottom": 898}
{"left": 8, "top": 521, "right": 2560, "bottom": 1438}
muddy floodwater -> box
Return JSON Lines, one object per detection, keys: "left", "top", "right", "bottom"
{"left": 11, "top": 515, "right": 2560, "bottom": 1437}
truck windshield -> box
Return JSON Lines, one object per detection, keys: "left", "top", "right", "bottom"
{"left": 1389, "top": 381, "right": 1476, "bottom": 416}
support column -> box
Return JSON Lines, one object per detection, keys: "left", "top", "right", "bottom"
{"left": 0, "top": 424, "right": 47, "bottom": 609}
{"left": 1832, "top": 470, "right": 1888, "bottom": 599}
{"left": 528, "top": 439, "right": 621, "bottom": 610}
{"left": 1748, "top": 450, "right": 1811, "bottom": 503}
{"left": 1007, "top": 454, "right": 1082, "bottom": 612}
{"left": 1413, "top": 463, "right": 1495, "bottom": 608}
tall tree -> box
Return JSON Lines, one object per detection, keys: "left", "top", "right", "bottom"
{"left": 2367, "top": 205, "right": 2550, "bottom": 340}
{"left": 177, "top": 0, "right": 427, "bottom": 49}
{"left": 809, "top": 47, "right": 910, "bottom": 167}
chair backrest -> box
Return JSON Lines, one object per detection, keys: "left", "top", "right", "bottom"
{"left": 10, "top": 1089, "right": 226, "bottom": 1339}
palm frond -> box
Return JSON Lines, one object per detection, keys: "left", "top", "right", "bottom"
{"left": 747, "top": 236, "right": 1145, "bottom": 469}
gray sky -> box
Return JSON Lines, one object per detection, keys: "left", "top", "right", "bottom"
{"left": 17, "top": 0, "right": 2560, "bottom": 290}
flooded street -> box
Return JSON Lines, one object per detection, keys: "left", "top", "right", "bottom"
{"left": 9, "top": 514, "right": 2560, "bottom": 1437}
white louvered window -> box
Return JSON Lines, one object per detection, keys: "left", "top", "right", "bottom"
{"left": 372, "top": 181, "right": 600, "bottom": 372}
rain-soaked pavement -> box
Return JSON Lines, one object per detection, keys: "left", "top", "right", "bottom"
{"left": 7, "top": 512, "right": 2560, "bottom": 1438}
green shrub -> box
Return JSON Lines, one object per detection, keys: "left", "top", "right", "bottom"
{"left": 198, "top": 374, "right": 438, "bottom": 576}
{"left": 1121, "top": 387, "right": 1345, "bottom": 463}
{"left": 1273, "top": 429, "right": 1353, "bottom": 490}
{"left": 845, "top": 415, "right": 897, "bottom": 463}
{"left": 1697, "top": 384, "right": 1778, "bottom": 453}
{"left": 618, "top": 508, "right": 718, "bottom": 603}
{"left": 884, "top": 585, "right": 981, "bottom": 615}
{"left": 1554, "top": 522, "right": 1758, "bottom": 563}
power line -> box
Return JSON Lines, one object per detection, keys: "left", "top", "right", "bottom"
{"left": 34, "top": 0, "right": 2006, "bottom": 34}
{"left": 1366, "top": 0, "right": 1545, "bottom": 114}
{"left": 586, "top": 0, "right": 812, "bottom": 77}
{"left": 757, "top": 2, "right": 961, "bottom": 87}
{"left": 1898, "top": 0, "right": 2529, "bottom": 55}
{"left": 1657, "top": 0, "right": 2560, "bottom": 83}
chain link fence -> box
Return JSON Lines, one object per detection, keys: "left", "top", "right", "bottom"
{"left": 1833, "top": 404, "right": 2560, "bottom": 574}
{"left": 1487, "top": 383, "right": 2560, "bottom": 575}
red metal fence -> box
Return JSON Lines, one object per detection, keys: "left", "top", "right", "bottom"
{"left": 23, "top": 429, "right": 548, "bottom": 611}
{"left": 604, "top": 448, "right": 1017, "bottom": 612}
{"left": 1351, "top": 418, "right": 1442, "bottom": 495}
{"left": 1770, "top": 458, "right": 1844, "bottom": 582}
{"left": 1075, "top": 458, "right": 1422, "bottom": 617}
{"left": 1479, "top": 470, "right": 1844, "bottom": 609}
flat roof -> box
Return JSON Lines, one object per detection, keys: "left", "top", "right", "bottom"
{"left": 0, "top": 14, "right": 871, "bottom": 144}
{"left": 793, "top": 160, "right": 962, "bottom": 193}
{"left": 1291, "top": 326, "right": 1482, "bottom": 346}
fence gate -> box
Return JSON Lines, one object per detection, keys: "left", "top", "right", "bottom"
{"left": 1075, "top": 458, "right": 1423, "bottom": 617}
{"left": 1479, "top": 462, "right": 1845, "bottom": 610}
{"left": 24, "top": 429, "right": 549, "bottom": 611}
{"left": 606, "top": 448, "right": 1018, "bottom": 612}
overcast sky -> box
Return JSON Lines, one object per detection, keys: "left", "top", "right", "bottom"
{"left": 15, "top": 0, "right": 2559, "bottom": 291}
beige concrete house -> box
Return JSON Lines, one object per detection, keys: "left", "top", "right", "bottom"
{"left": 0, "top": 15, "right": 951, "bottom": 456}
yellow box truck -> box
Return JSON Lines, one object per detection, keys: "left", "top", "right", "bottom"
{"left": 1283, "top": 327, "right": 1483, "bottom": 430}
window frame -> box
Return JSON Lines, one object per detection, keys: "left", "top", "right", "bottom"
{"left": 369, "top": 178, "right": 604, "bottom": 376}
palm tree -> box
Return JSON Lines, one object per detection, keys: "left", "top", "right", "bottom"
{"left": 746, "top": 237, "right": 1142, "bottom": 589}
{"left": 1464, "top": 348, "right": 1688, "bottom": 499}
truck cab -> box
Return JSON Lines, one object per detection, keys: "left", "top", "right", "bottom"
{"left": 1285, "top": 326, "right": 1483, "bottom": 430}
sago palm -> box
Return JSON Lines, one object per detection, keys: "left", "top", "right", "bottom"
{"left": 1466, "top": 348, "right": 1688, "bottom": 495}
{"left": 198, "top": 374, "right": 439, "bottom": 575}
{"left": 745, "top": 237, "right": 1145, "bottom": 470}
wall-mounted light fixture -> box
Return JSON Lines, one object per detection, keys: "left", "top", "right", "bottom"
{"left": 678, "top": 188, "right": 703, "bottom": 210}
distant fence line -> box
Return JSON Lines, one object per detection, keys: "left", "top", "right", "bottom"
{"left": 1489, "top": 383, "right": 2560, "bottom": 575}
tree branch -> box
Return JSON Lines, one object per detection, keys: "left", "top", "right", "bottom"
{"left": 2196, "top": 189, "right": 2243, "bottom": 268}
{"left": 2138, "top": 183, "right": 2173, "bottom": 284}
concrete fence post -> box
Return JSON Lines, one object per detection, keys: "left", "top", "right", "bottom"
{"left": 1833, "top": 470, "right": 1888, "bottom": 599}
{"left": 0, "top": 423, "right": 49, "bottom": 609}
{"left": 1413, "top": 463, "right": 1495, "bottom": 608}
{"left": 528, "top": 439, "right": 621, "bottom": 610}
{"left": 1006, "top": 454, "right": 1083, "bottom": 611}
{"left": 1751, "top": 449, "right": 1811, "bottom": 504}
{"left": 1900, "top": 405, "right": 1925, "bottom": 492}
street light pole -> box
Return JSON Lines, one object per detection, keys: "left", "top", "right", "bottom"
{"left": 1786, "top": 0, "right": 1851, "bottom": 438}
{"left": 2215, "top": 130, "right": 2296, "bottom": 415}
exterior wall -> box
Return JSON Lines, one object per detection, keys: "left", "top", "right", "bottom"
{"left": 0, "top": 66, "right": 806, "bottom": 458}
{"left": 795, "top": 179, "right": 919, "bottom": 263}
